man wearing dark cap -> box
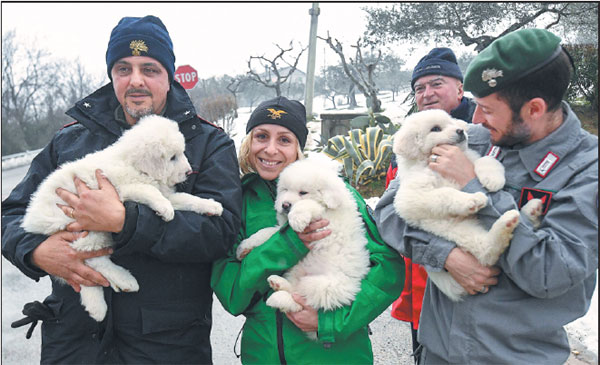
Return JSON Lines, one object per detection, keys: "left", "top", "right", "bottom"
{"left": 385, "top": 47, "right": 477, "bottom": 359}
{"left": 411, "top": 47, "right": 475, "bottom": 121}
{"left": 375, "top": 28, "right": 597, "bottom": 363}
{"left": 2, "top": 15, "right": 242, "bottom": 363}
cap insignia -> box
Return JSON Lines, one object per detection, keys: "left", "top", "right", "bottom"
{"left": 129, "top": 40, "right": 148, "bottom": 56}
{"left": 482, "top": 68, "right": 503, "bottom": 87}
{"left": 267, "top": 108, "right": 287, "bottom": 119}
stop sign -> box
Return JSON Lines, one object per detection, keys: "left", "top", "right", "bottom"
{"left": 174, "top": 65, "right": 198, "bottom": 89}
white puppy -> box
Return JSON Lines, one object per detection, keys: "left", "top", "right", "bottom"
{"left": 236, "top": 157, "right": 370, "bottom": 337}
{"left": 392, "top": 110, "right": 542, "bottom": 301}
{"left": 21, "top": 115, "right": 223, "bottom": 321}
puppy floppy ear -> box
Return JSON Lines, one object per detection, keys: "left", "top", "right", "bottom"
{"left": 392, "top": 127, "right": 422, "bottom": 161}
{"left": 321, "top": 188, "right": 343, "bottom": 209}
{"left": 131, "top": 141, "right": 170, "bottom": 183}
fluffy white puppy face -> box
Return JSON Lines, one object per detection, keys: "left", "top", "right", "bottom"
{"left": 275, "top": 158, "right": 345, "bottom": 216}
{"left": 393, "top": 109, "right": 469, "bottom": 162}
{"left": 124, "top": 115, "right": 192, "bottom": 187}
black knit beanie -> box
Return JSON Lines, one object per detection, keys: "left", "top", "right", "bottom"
{"left": 106, "top": 15, "right": 175, "bottom": 83}
{"left": 411, "top": 47, "right": 463, "bottom": 90}
{"left": 246, "top": 97, "right": 308, "bottom": 149}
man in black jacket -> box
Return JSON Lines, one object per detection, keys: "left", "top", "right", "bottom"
{"left": 2, "top": 15, "right": 242, "bottom": 364}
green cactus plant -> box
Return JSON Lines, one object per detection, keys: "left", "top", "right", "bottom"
{"left": 322, "top": 126, "right": 393, "bottom": 187}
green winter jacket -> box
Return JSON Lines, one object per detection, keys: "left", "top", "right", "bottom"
{"left": 211, "top": 173, "right": 405, "bottom": 364}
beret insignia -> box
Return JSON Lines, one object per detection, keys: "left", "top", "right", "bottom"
{"left": 482, "top": 68, "right": 503, "bottom": 87}
{"left": 129, "top": 40, "right": 148, "bottom": 56}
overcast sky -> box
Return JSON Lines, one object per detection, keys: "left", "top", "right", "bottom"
{"left": 2, "top": 2, "right": 429, "bottom": 82}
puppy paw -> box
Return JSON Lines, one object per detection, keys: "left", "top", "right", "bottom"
{"left": 109, "top": 273, "right": 139, "bottom": 293}
{"left": 200, "top": 199, "right": 223, "bottom": 216}
{"left": 497, "top": 209, "right": 520, "bottom": 233}
{"left": 478, "top": 174, "right": 505, "bottom": 192}
{"left": 474, "top": 156, "right": 505, "bottom": 192}
{"left": 85, "top": 301, "right": 108, "bottom": 322}
{"left": 466, "top": 192, "right": 488, "bottom": 213}
{"left": 236, "top": 227, "right": 279, "bottom": 260}
{"left": 521, "top": 198, "right": 543, "bottom": 229}
{"left": 79, "top": 286, "right": 108, "bottom": 322}
{"left": 155, "top": 203, "right": 175, "bottom": 221}
{"left": 266, "top": 291, "right": 302, "bottom": 313}
{"left": 288, "top": 210, "right": 312, "bottom": 232}
{"left": 236, "top": 240, "right": 256, "bottom": 261}
{"left": 267, "top": 275, "right": 292, "bottom": 292}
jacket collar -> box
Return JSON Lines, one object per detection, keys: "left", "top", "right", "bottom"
{"left": 492, "top": 102, "right": 582, "bottom": 181}
{"left": 66, "top": 82, "right": 197, "bottom": 137}
{"left": 450, "top": 96, "right": 476, "bottom": 122}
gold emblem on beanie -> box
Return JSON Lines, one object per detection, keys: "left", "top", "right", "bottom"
{"left": 129, "top": 40, "right": 148, "bottom": 56}
{"left": 481, "top": 68, "right": 503, "bottom": 87}
{"left": 267, "top": 108, "right": 287, "bottom": 119}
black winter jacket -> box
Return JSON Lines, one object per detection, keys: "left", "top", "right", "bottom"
{"left": 1, "top": 82, "right": 242, "bottom": 364}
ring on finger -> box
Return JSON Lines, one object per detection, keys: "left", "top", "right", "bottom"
{"left": 69, "top": 208, "right": 75, "bottom": 219}
{"left": 479, "top": 286, "right": 488, "bottom": 293}
{"left": 430, "top": 154, "right": 439, "bottom": 163}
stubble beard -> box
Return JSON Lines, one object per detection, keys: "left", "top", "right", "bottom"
{"left": 494, "top": 113, "right": 532, "bottom": 147}
{"left": 125, "top": 105, "right": 154, "bottom": 120}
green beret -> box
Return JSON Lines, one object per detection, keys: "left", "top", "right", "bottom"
{"left": 464, "top": 28, "right": 562, "bottom": 97}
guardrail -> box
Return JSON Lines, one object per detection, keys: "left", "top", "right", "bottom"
{"left": 2, "top": 149, "right": 42, "bottom": 170}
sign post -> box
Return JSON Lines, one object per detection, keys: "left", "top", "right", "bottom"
{"left": 174, "top": 65, "right": 199, "bottom": 89}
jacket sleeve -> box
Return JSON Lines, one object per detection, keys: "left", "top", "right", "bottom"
{"left": 462, "top": 162, "right": 599, "bottom": 298}
{"left": 211, "top": 224, "right": 309, "bottom": 316}
{"left": 316, "top": 189, "right": 405, "bottom": 343}
{"left": 1, "top": 143, "right": 57, "bottom": 280}
{"left": 373, "top": 178, "right": 456, "bottom": 272}
{"left": 111, "top": 129, "right": 242, "bottom": 264}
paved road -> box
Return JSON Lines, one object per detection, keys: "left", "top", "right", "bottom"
{"left": 2, "top": 165, "right": 594, "bottom": 364}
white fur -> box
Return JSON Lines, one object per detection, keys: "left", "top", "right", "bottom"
{"left": 236, "top": 157, "right": 370, "bottom": 339}
{"left": 391, "top": 109, "right": 526, "bottom": 301}
{"left": 21, "top": 115, "right": 223, "bottom": 321}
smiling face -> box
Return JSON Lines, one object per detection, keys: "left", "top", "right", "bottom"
{"left": 111, "top": 56, "right": 170, "bottom": 125}
{"left": 472, "top": 93, "right": 532, "bottom": 147}
{"left": 249, "top": 124, "right": 300, "bottom": 181}
{"left": 414, "top": 75, "right": 464, "bottom": 113}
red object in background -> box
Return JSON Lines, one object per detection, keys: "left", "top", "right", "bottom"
{"left": 174, "top": 65, "right": 198, "bottom": 89}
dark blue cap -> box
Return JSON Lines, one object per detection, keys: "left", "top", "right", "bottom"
{"left": 412, "top": 47, "right": 463, "bottom": 90}
{"left": 106, "top": 15, "right": 175, "bottom": 83}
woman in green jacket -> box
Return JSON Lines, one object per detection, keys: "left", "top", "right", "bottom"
{"left": 211, "top": 96, "right": 405, "bottom": 364}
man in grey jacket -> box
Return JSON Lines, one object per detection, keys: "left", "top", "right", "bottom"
{"left": 375, "top": 28, "right": 598, "bottom": 364}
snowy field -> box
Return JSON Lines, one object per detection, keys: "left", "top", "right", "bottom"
{"left": 2, "top": 93, "right": 597, "bottom": 364}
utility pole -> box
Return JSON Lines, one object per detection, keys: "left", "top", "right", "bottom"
{"left": 304, "top": 2, "right": 320, "bottom": 121}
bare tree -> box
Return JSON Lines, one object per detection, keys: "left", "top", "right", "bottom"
{"left": 319, "top": 33, "right": 383, "bottom": 112}
{"left": 225, "top": 75, "right": 244, "bottom": 118}
{"left": 318, "top": 64, "right": 352, "bottom": 109}
{"left": 247, "top": 41, "right": 307, "bottom": 97}
{"left": 2, "top": 30, "right": 103, "bottom": 155}
{"left": 2, "top": 31, "right": 61, "bottom": 153}
{"left": 198, "top": 94, "right": 238, "bottom": 137}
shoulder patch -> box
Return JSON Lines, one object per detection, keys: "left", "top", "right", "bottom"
{"left": 197, "top": 115, "right": 224, "bottom": 132}
{"left": 519, "top": 187, "right": 552, "bottom": 214}
{"left": 61, "top": 121, "right": 79, "bottom": 130}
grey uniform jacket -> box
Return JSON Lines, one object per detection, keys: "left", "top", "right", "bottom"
{"left": 374, "top": 102, "right": 598, "bottom": 364}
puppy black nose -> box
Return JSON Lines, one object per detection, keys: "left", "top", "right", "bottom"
{"left": 282, "top": 202, "right": 291, "bottom": 213}
{"left": 456, "top": 129, "right": 466, "bottom": 143}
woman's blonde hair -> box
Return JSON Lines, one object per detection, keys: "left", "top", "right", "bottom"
{"left": 238, "top": 129, "right": 305, "bottom": 177}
